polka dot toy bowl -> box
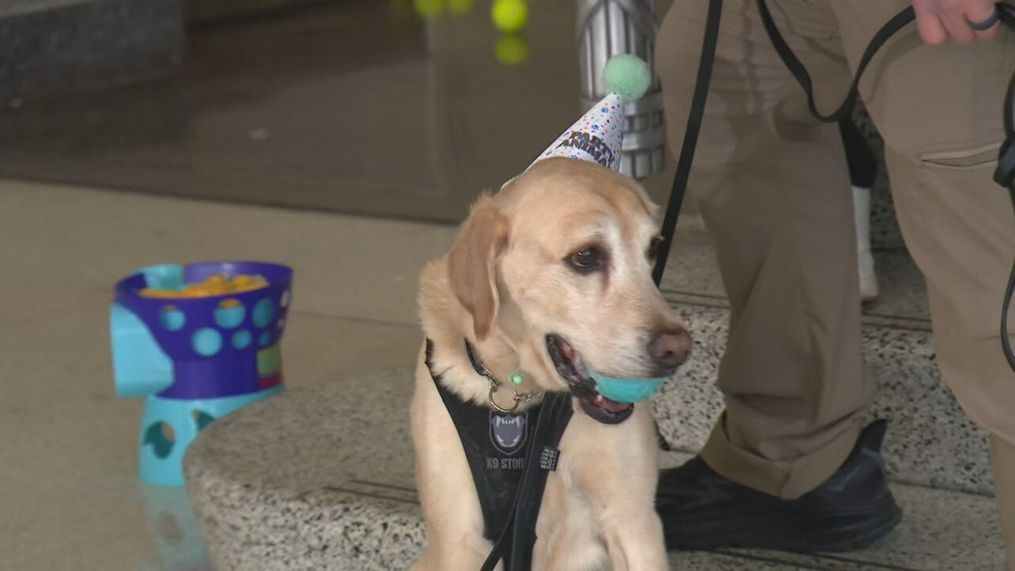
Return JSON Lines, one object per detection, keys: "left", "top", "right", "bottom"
{"left": 110, "top": 261, "right": 293, "bottom": 486}
{"left": 114, "top": 261, "right": 292, "bottom": 388}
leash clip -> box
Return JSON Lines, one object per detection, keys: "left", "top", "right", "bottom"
{"left": 488, "top": 385, "right": 521, "bottom": 413}
{"left": 488, "top": 384, "right": 541, "bottom": 413}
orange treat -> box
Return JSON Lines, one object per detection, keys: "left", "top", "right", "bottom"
{"left": 139, "top": 273, "right": 270, "bottom": 298}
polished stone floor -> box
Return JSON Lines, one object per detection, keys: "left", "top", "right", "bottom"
{"left": 0, "top": 4, "right": 682, "bottom": 568}
{"left": 0, "top": 176, "right": 931, "bottom": 571}
{"left": 0, "top": 2, "right": 944, "bottom": 569}
{"left": 0, "top": 0, "right": 677, "bottom": 224}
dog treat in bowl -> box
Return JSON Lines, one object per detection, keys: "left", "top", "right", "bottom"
{"left": 139, "top": 273, "right": 269, "bottom": 298}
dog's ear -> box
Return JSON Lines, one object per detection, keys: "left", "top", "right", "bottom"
{"left": 447, "top": 194, "right": 509, "bottom": 341}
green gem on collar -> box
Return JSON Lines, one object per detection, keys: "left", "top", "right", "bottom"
{"left": 508, "top": 370, "right": 525, "bottom": 385}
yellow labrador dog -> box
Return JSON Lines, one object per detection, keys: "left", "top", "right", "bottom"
{"left": 412, "top": 158, "right": 690, "bottom": 570}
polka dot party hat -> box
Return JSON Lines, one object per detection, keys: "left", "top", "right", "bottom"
{"left": 529, "top": 54, "right": 651, "bottom": 173}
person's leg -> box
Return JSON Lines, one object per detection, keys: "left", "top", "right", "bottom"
{"left": 657, "top": 0, "right": 868, "bottom": 500}
{"left": 991, "top": 435, "right": 1015, "bottom": 570}
{"left": 838, "top": 116, "right": 880, "bottom": 301}
{"left": 831, "top": 0, "right": 1015, "bottom": 564}
{"left": 654, "top": 0, "right": 899, "bottom": 550}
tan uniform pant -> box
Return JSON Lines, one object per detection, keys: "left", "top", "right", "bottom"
{"left": 656, "top": 0, "right": 1015, "bottom": 526}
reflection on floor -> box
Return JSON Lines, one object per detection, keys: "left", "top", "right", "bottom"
{"left": 0, "top": 2, "right": 690, "bottom": 568}
{"left": 0, "top": 0, "right": 637, "bottom": 224}
{"left": 140, "top": 485, "right": 213, "bottom": 570}
{"left": 0, "top": 179, "right": 454, "bottom": 569}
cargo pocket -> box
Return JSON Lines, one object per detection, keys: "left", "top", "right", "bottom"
{"left": 919, "top": 141, "right": 1002, "bottom": 170}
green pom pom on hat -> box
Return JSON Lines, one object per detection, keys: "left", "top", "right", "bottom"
{"left": 603, "top": 54, "right": 651, "bottom": 102}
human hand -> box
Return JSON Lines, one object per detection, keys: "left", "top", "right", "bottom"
{"left": 912, "top": 0, "right": 1003, "bottom": 44}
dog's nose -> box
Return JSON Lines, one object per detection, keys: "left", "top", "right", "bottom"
{"left": 648, "top": 328, "right": 691, "bottom": 370}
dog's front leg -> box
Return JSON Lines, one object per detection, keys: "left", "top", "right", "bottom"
{"left": 578, "top": 407, "right": 668, "bottom": 571}
{"left": 601, "top": 511, "right": 667, "bottom": 571}
{"left": 411, "top": 358, "right": 493, "bottom": 570}
{"left": 411, "top": 532, "right": 495, "bottom": 571}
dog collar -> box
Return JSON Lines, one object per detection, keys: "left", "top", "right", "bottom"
{"left": 465, "top": 339, "right": 543, "bottom": 413}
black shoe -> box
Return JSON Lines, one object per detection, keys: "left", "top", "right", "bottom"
{"left": 656, "top": 420, "right": 902, "bottom": 552}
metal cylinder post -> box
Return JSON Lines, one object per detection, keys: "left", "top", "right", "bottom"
{"left": 576, "top": 0, "right": 665, "bottom": 180}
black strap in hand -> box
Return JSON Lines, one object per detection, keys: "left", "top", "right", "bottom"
{"left": 756, "top": 0, "right": 1015, "bottom": 372}
{"left": 653, "top": 0, "right": 1015, "bottom": 373}
{"left": 652, "top": 0, "right": 724, "bottom": 285}
{"left": 480, "top": 392, "right": 573, "bottom": 571}
{"left": 993, "top": 28, "right": 1015, "bottom": 372}
{"left": 653, "top": 0, "right": 914, "bottom": 286}
{"left": 756, "top": 1, "right": 915, "bottom": 124}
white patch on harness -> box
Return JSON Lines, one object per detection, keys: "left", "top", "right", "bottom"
{"left": 490, "top": 411, "right": 528, "bottom": 456}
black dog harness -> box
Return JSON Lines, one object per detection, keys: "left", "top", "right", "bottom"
{"left": 424, "top": 340, "right": 574, "bottom": 571}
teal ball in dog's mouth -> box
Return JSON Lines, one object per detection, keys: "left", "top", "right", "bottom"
{"left": 546, "top": 334, "right": 671, "bottom": 424}
{"left": 588, "top": 373, "right": 666, "bottom": 404}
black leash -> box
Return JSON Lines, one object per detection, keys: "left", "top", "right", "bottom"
{"left": 651, "top": 0, "right": 724, "bottom": 285}
{"left": 651, "top": 0, "right": 1015, "bottom": 372}
{"left": 991, "top": 34, "right": 1015, "bottom": 371}
{"left": 479, "top": 392, "right": 572, "bottom": 571}
{"left": 756, "top": 2, "right": 916, "bottom": 124}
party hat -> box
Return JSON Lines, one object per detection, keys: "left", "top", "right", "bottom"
{"left": 530, "top": 54, "right": 651, "bottom": 172}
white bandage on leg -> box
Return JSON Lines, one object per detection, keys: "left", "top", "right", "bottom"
{"left": 852, "top": 185, "right": 879, "bottom": 302}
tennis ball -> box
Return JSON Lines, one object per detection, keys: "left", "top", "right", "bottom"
{"left": 448, "top": 0, "right": 473, "bottom": 14}
{"left": 492, "top": 0, "right": 527, "bottom": 34}
{"left": 495, "top": 35, "right": 528, "bottom": 66}
{"left": 414, "top": 0, "right": 443, "bottom": 19}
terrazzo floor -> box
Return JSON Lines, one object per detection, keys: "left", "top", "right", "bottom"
{"left": 1, "top": 178, "right": 966, "bottom": 570}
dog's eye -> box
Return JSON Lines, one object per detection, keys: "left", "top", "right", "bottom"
{"left": 647, "top": 235, "right": 665, "bottom": 261}
{"left": 566, "top": 246, "right": 605, "bottom": 273}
